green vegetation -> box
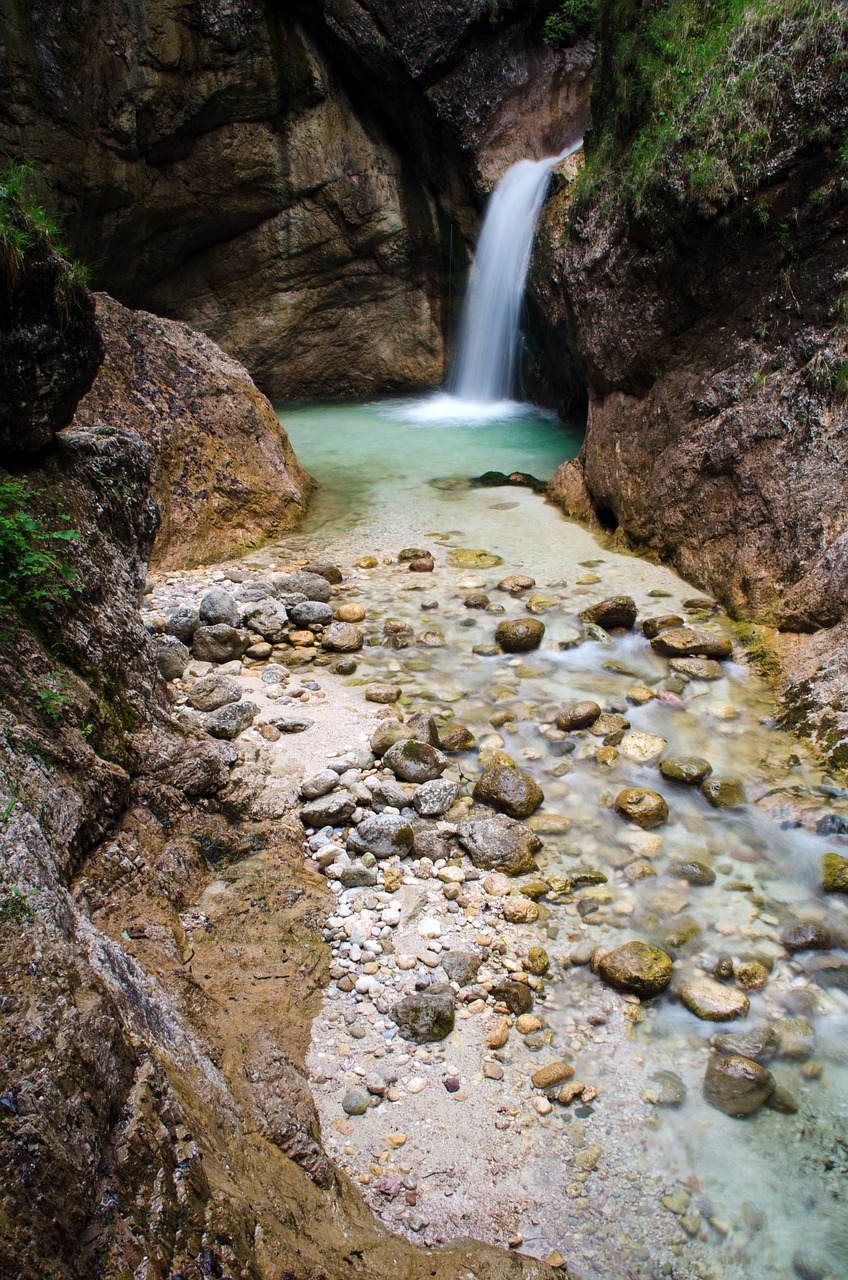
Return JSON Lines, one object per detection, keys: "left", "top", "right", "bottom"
{"left": 0, "top": 474, "right": 78, "bottom": 614}
{"left": 543, "top": 0, "right": 598, "bottom": 42}
{"left": 0, "top": 887, "right": 35, "bottom": 923}
{"left": 0, "top": 160, "right": 88, "bottom": 293}
{"left": 578, "top": 1, "right": 848, "bottom": 213}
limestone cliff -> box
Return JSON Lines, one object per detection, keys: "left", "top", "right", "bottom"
{"left": 0, "top": 0, "right": 590, "bottom": 398}
{"left": 533, "top": 1, "right": 848, "bottom": 764}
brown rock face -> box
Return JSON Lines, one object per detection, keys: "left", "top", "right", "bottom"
{"left": 72, "top": 295, "right": 312, "bottom": 569}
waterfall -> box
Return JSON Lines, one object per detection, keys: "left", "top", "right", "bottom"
{"left": 449, "top": 140, "right": 583, "bottom": 406}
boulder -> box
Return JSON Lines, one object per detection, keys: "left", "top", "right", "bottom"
{"left": 494, "top": 618, "right": 545, "bottom": 652}
{"left": 321, "top": 622, "right": 364, "bottom": 652}
{"left": 370, "top": 720, "right": 415, "bottom": 757}
{"left": 413, "top": 779, "right": 459, "bottom": 817}
{"left": 614, "top": 788, "right": 669, "bottom": 829}
{"left": 390, "top": 986, "right": 456, "bottom": 1042}
{"left": 651, "top": 628, "right": 732, "bottom": 659}
{"left": 187, "top": 674, "right": 242, "bottom": 712}
{"left": 457, "top": 813, "right": 541, "bottom": 875}
{"left": 406, "top": 710, "right": 441, "bottom": 746}
{"left": 822, "top": 851, "right": 848, "bottom": 893}
{"left": 300, "top": 790, "right": 356, "bottom": 828}
{"left": 242, "top": 599, "right": 289, "bottom": 643}
{"left": 703, "top": 1055, "right": 775, "bottom": 1117}
{"left": 579, "top": 596, "right": 638, "bottom": 629}
{"left": 472, "top": 763, "right": 544, "bottom": 819}
{"left": 347, "top": 813, "right": 416, "bottom": 859}
{"left": 150, "top": 634, "right": 190, "bottom": 681}
{"left": 199, "top": 587, "right": 239, "bottom": 627}
{"left": 273, "top": 572, "right": 331, "bottom": 602}
{"left": 383, "top": 739, "right": 448, "bottom": 783}
{"left": 597, "top": 941, "right": 673, "bottom": 997}
{"left": 288, "top": 601, "right": 333, "bottom": 627}
{"left": 192, "top": 624, "right": 249, "bottom": 663}
{"left": 202, "top": 701, "right": 257, "bottom": 740}
{"left": 166, "top": 605, "right": 201, "bottom": 644}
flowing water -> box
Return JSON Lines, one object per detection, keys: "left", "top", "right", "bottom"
{"left": 449, "top": 142, "right": 582, "bottom": 404}
{"left": 264, "top": 399, "right": 848, "bottom": 1280}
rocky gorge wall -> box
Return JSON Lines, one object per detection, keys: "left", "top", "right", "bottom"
{"left": 532, "top": 1, "right": 848, "bottom": 765}
{"left": 0, "top": 0, "right": 590, "bottom": 399}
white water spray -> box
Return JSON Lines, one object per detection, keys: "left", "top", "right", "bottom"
{"left": 449, "top": 140, "right": 582, "bottom": 405}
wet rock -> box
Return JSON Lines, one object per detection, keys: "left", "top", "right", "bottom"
{"left": 342, "top": 1089, "right": 370, "bottom": 1116}
{"left": 660, "top": 756, "right": 713, "bottom": 785}
{"left": 766, "top": 1085, "right": 799, "bottom": 1114}
{"left": 409, "top": 554, "right": 435, "bottom": 572}
{"left": 589, "top": 713, "right": 631, "bottom": 742}
{"left": 438, "top": 722, "right": 476, "bottom": 752}
{"left": 659, "top": 916, "right": 703, "bottom": 950}
{"left": 643, "top": 1070, "right": 687, "bottom": 1106}
{"left": 449, "top": 548, "right": 503, "bottom": 569}
{"left": 383, "top": 617, "right": 415, "bottom": 640}
{"left": 489, "top": 979, "right": 533, "bottom": 1014}
{"left": 406, "top": 710, "right": 441, "bottom": 746}
{"left": 597, "top": 941, "right": 673, "bottom": 997}
{"left": 668, "top": 859, "right": 716, "bottom": 886}
{"left": 614, "top": 788, "right": 669, "bottom": 829}
{"left": 383, "top": 739, "right": 448, "bottom": 783}
{"left": 678, "top": 974, "right": 750, "bottom": 1021}
{"left": 199, "top": 587, "right": 240, "bottom": 627}
{"left": 273, "top": 572, "right": 331, "bottom": 602}
{"left": 712, "top": 1026, "right": 779, "bottom": 1062}
{"left": 503, "top": 896, "right": 539, "bottom": 923}
{"left": 457, "top": 813, "right": 541, "bottom": 875}
{"left": 619, "top": 731, "right": 667, "bottom": 764}
{"left": 151, "top": 633, "right": 190, "bottom": 681}
{"left": 821, "top": 851, "right": 848, "bottom": 893}
{"left": 579, "top": 595, "right": 638, "bottom": 629}
{"left": 288, "top": 600, "right": 333, "bottom": 627}
{"left": 650, "top": 627, "right": 732, "bottom": 659}
{"left": 302, "top": 561, "right": 343, "bottom": 584}
{"left": 202, "top": 701, "right": 257, "bottom": 740}
{"left": 336, "top": 603, "right": 366, "bottom": 623}
{"left": 464, "top": 593, "right": 490, "bottom": 609}
{"left": 642, "top": 615, "right": 684, "bottom": 638}
{"left": 735, "top": 960, "right": 769, "bottom": 991}
{"left": 413, "top": 779, "right": 459, "bottom": 816}
{"left": 498, "top": 574, "right": 536, "bottom": 594}
{"left": 365, "top": 682, "right": 402, "bottom": 703}
{"left": 783, "top": 926, "right": 835, "bottom": 957}
{"left": 166, "top": 605, "right": 201, "bottom": 644}
{"left": 441, "top": 952, "right": 482, "bottom": 987}
{"left": 348, "top": 813, "right": 416, "bottom": 859}
{"left": 300, "top": 790, "right": 356, "bottom": 828}
{"left": 321, "top": 622, "right": 364, "bottom": 652}
{"left": 532, "top": 1061, "right": 573, "bottom": 1090}
{"left": 555, "top": 700, "right": 601, "bottom": 731}
{"left": 370, "top": 720, "right": 416, "bottom": 757}
{"left": 703, "top": 1055, "right": 775, "bottom": 1116}
{"left": 192, "top": 624, "right": 249, "bottom": 663}
{"left": 526, "top": 946, "right": 550, "bottom": 975}
{"left": 390, "top": 986, "right": 456, "bottom": 1042}
{"left": 494, "top": 618, "right": 545, "bottom": 652}
{"left": 774, "top": 1016, "right": 815, "bottom": 1059}
{"left": 271, "top": 714, "right": 314, "bottom": 733}
{"left": 472, "top": 763, "right": 544, "bottom": 819}
{"left": 669, "top": 657, "right": 724, "bottom": 679}
{"left": 186, "top": 674, "right": 241, "bottom": 712}
{"left": 701, "top": 776, "right": 746, "bottom": 808}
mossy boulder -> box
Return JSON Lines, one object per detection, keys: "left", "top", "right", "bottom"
{"left": 822, "top": 851, "right": 848, "bottom": 894}
{"left": 383, "top": 737, "right": 448, "bottom": 782}
{"left": 472, "top": 763, "right": 544, "bottom": 819}
{"left": 701, "top": 776, "right": 746, "bottom": 808}
{"left": 390, "top": 986, "right": 456, "bottom": 1042}
{"left": 597, "top": 941, "right": 673, "bottom": 997}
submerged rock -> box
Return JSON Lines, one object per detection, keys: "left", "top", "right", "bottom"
{"left": 579, "top": 595, "right": 638, "bottom": 629}
{"left": 701, "top": 776, "right": 746, "bottom": 808}
{"left": 596, "top": 941, "right": 673, "bottom": 997}
{"left": 678, "top": 974, "right": 750, "bottom": 1021}
{"left": 668, "top": 859, "right": 716, "bottom": 886}
{"left": 712, "top": 1026, "right": 779, "bottom": 1062}
{"left": 643, "top": 1070, "right": 687, "bottom": 1106}
{"left": 494, "top": 617, "right": 545, "bottom": 652}
{"left": 660, "top": 756, "right": 713, "bottom": 785}
{"left": 781, "top": 922, "right": 833, "bottom": 953}
{"left": 390, "top": 986, "right": 456, "bottom": 1042}
{"left": 614, "top": 788, "right": 669, "bottom": 829}
{"left": 457, "top": 813, "right": 541, "bottom": 875}
{"left": 472, "top": 763, "right": 544, "bottom": 819}
{"left": 669, "top": 656, "right": 724, "bottom": 679}
{"left": 703, "top": 1055, "right": 775, "bottom": 1117}
{"left": 555, "top": 700, "right": 601, "bottom": 731}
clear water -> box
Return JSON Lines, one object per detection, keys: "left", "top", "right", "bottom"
{"left": 270, "top": 398, "right": 848, "bottom": 1280}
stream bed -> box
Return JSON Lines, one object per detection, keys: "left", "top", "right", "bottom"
{"left": 257, "top": 397, "right": 848, "bottom": 1280}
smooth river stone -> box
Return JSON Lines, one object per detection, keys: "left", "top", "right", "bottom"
{"left": 669, "top": 656, "right": 724, "bottom": 679}
{"left": 703, "top": 1055, "right": 775, "bottom": 1116}
{"left": 650, "top": 627, "right": 732, "bottom": 660}
{"left": 596, "top": 941, "right": 673, "bottom": 997}
{"left": 619, "top": 731, "right": 667, "bottom": 764}
{"left": 701, "top": 776, "right": 746, "bottom": 808}
{"left": 494, "top": 617, "right": 545, "bottom": 652}
{"left": 321, "top": 621, "right": 364, "bottom": 652}
{"left": 472, "top": 763, "right": 544, "bottom": 819}
{"left": 578, "top": 595, "right": 638, "bottom": 629}
{"left": 642, "top": 614, "right": 684, "bottom": 639}
{"left": 614, "top": 787, "right": 669, "bottom": 829}
{"left": 678, "top": 974, "right": 750, "bottom": 1021}
{"left": 659, "top": 756, "right": 713, "bottom": 785}
{"left": 555, "top": 700, "right": 601, "bottom": 731}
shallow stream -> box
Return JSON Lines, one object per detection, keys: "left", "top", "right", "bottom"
{"left": 263, "top": 396, "right": 848, "bottom": 1280}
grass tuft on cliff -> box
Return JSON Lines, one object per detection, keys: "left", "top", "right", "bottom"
{"left": 0, "top": 160, "right": 89, "bottom": 298}
{"left": 578, "top": 0, "right": 848, "bottom": 214}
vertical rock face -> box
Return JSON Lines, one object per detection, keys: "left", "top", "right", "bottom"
{"left": 0, "top": 0, "right": 590, "bottom": 397}
{"left": 73, "top": 294, "right": 313, "bottom": 569}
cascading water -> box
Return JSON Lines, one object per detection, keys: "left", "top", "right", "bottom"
{"left": 449, "top": 139, "right": 583, "bottom": 405}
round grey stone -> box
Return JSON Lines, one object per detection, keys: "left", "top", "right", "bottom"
{"left": 198, "top": 587, "right": 240, "bottom": 627}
